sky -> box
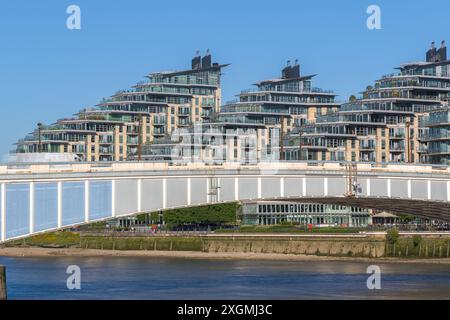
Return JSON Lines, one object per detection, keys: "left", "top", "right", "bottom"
{"left": 0, "top": 0, "right": 449, "bottom": 157}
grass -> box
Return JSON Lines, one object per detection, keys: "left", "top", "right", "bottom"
{"left": 80, "top": 236, "right": 204, "bottom": 251}
{"left": 4, "top": 228, "right": 450, "bottom": 259}
{"left": 4, "top": 231, "right": 204, "bottom": 252}
{"left": 6, "top": 231, "right": 81, "bottom": 248}
{"left": 385, "top": 236, "right": 450, "bottom": 258}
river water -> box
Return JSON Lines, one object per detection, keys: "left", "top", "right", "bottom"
{"left": 0, "top": 256, "right": 449, "bottom": 299}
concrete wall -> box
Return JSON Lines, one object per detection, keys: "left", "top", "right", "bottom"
{"left": 203, "top": 236, "right": 385, "bottom": 258}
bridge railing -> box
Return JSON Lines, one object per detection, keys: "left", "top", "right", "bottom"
{"left": 0, "top": 160, "right": 447, "bottom": 176}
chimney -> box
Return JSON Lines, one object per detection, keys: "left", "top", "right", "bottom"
{"left": 438, "top": 40, "right": 447, "bottom": 62}
{"left": 282, "top": 60, "right": 292, "bottom": 79}
{"left": 426, "top": 41, "right": 438, "bottom": 62}
{"left": 192, "top": 50, "right": 201, "bottom": 69}
{"left": 290, "top": 60, "right": 300, "bottom": 78}
{"left": 201, "top": 49, "right": 212, "bottom": 68}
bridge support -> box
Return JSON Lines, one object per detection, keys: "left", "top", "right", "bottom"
{"left": 57, "top": 182, "right": 62, "bottom": 229}
{"left": 187, "top": 178, "right": 191, "bottom": 206}
{"left": 448, "top": 181, "right": 450, "bottom": 202}
{"left": 84, "top": 180, "right": 89, "bottom": 222}
{"left": 111, "top": 180, "right": 116, "bottom": 218}
{"left": 407, "top": 180, "right": 412, "bottom": 199}
{"left": 0, "top": 265, "right": 6, "bottom": 300}
{"left": 162, "top": 178, "right": 167, "bottom": 209}
{"left": 137, "top": 179, "right": 142, "bottom": 212}
{"left": 1, "top": 184, "right": 5, "bottom": 242}
{"left": 29, "top": 182, "right": 34, "bottom": 234}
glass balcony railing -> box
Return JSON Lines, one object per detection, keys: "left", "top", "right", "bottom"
{"left": 221, "top": 104, "right": 290, "bottom": 114}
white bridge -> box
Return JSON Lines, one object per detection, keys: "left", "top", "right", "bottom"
{"left": 0, "top": 161, "right": 449, "bottom": 243}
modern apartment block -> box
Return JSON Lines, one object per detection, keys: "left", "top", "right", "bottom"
{"left": 420, "top": 106, "right": 450, "bottom": 164}
{"left": 16, "top": 51, "right": 228, "bottom": 161}
{"left": 13, "top": 42, "right": 450, "bottom": 165}
{"left": 294, "top": 41, "right": 450, "bottom": 163}
{"left": 138, "top": 122, "right": 269, "bottom": 163}
{"left": 139, "top": 61, "right": 338, "bottom": 163}
{"left": 219, "top": 61, "right": 339, "bottom": 131}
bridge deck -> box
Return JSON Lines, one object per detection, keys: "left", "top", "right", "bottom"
{"left": 0, "top": 161, "right": 449, "bottom": 243}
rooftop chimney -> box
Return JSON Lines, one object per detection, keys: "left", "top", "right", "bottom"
{"left": 426, "top": 41, "right": 438, "bottom": 62}
{"left": 290, "top": 61, "right": 300, "bottom": 78}
{"left": 201, "top": 49, "right": 212, "bottom": 68}
{"left": 437, "top": 40, "right": 447, "bottom": 62}
{"left": 282, "top": 60, "right": 292, "bottom": 79}
{"left": 192, "top": 50, "right": 201, "bottom": 69}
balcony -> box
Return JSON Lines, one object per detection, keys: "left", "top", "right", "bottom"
{"left": 389, "top": 146, "right": 405, "bottom": 152}
{"left": 359, "top": 144, "right": 375, "bottom": 150}
{"left": 390, "top": 133, "right": 405, "bottom": 140}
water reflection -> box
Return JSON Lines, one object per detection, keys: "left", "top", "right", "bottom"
{"left": 0, "top": 256, "right": 449, "bottom": 300}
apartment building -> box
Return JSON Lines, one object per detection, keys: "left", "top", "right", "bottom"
{"left": 219, "top": 61, "right": 339, "bottom": 132}
{"left": 292, "top": 41, "right": 450, "bottom": 163}
{"left": 16, "top": 51, "right": 228, "bottom": 161}
{"left": 138, "top": 61, "right": 338, "bottom": 163}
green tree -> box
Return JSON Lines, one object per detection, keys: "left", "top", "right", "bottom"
{"left": 163, "top": 203, "right": 239, "bottom": 228}
{"left": 412, "top": 235, "right": 422, "bottom": 247}
{"left": 386, "top": 228, "right": 399, "bottom": 245}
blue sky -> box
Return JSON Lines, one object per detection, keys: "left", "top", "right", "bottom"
{"left": 0, "top": 0, "right": 449, "bottom": 157}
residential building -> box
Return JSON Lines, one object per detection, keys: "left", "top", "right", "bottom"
{"left": 219, "top": 61, "right": 339, "bottom": 134}
{"left": 16, "top": 51, "right": 228, "bottom": 161}
{"left": 419, "top": 106, "right": 450, "bottom": 164}
{"left": 140, "top": 61, "right": 339, "bottom": 163}
{"left": 292, "top": 41, "right": 450, "bottom": 163}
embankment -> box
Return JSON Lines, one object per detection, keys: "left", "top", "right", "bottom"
{"left": 3, "top": 231, "right": 449, "bottom": 259}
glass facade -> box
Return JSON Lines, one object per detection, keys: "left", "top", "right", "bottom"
{"left": 242, "top": 201, "right": 371, "bottom": 226}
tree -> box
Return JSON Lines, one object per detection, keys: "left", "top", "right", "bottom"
{"left": 386, "top": 228, "right": 399, "bottom": 245}
{"left": 412, "top": 235, "right": 422, "bottom": 247}
{"left": 163, "top": 203, "right": 239, "bottom": 228}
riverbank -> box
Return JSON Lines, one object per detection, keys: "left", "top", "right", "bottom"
{"left": 3, "top": 231, "right": 450, "bottom": 261}
{"left": 2, "top": 247, "right": 450, "bottom": 264}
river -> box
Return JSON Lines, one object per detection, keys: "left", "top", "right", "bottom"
{"left": 0, "top": 256, "right": 449, "bottom": 299}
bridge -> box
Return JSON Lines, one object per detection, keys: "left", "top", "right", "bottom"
{"left": 0, "top": 161, "right": 449, "bottom": 243}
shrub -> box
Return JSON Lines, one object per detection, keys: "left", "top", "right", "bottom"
{"left": 163, "top": 203, "right": 238, "bottom": 226}
{"left": 412, "top": 235, "right": 422, "bottom": 247}
{"left": 386, "top": 228, "right": 399, "bottom": 245}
